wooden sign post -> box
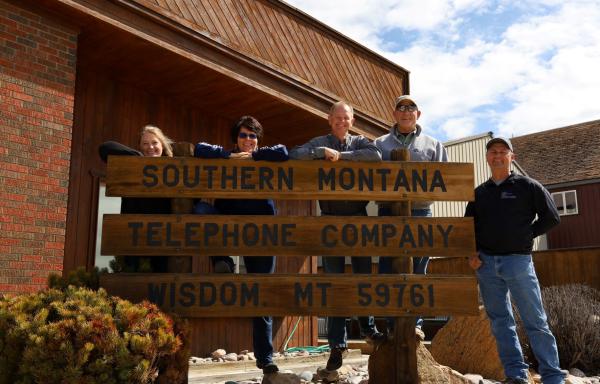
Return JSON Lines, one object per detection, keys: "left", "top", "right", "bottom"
{"left": 392, "top": 148, "right": 417, "bottom": 384}
{"left": 100, "top": 155, "right": 478, "bottom": 383}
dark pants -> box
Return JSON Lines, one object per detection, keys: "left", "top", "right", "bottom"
{"left": 378, "top": 207, "right": 432, "bottom": 329}
{"left": 322, "top": 210, "right": 377, "bottom": 348}
{"left": 245, "top": 255, "right": 276, "bottom": 366}
{"left": 193, "top": 201, "right": 275, "bottom": 366}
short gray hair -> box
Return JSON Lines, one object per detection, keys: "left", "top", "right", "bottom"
{"left": 329, "top": 101, "right": 353, "bottom": 117}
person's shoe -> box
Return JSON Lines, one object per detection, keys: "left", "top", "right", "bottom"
{"left": 501, "top": 378, "right": 528, "bottom": 384}
{"left": 316, "top": 367, "right": 340, "bottom": 382}
{"left": 326, "top": 347, "right": 345, "bottom": 371}
{"left": 415, "top": 327, "right": 425, "bottom": 341}
{"left": 261, "top": 363, "right": 279, "bottom": 375}
{"left": 214, "top": 260, "right": 233, "bottom": 273}
{"left": 365, "top": 331, "right": 386, "bottom": 346}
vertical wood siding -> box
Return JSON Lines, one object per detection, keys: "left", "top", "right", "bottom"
{"left": 68, "top": 67, "right": 317, "bottom": 356}
{"left": 547, "top": 184, "right": 600, "bottom": 249}
{"left": 135, "top": 0, "right": 406, "bottom": 122}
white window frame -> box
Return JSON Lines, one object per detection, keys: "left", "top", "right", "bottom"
{"left": 551, "top": 190, "right": 578, "bottom": 216}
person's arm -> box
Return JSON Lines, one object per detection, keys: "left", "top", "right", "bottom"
{"left": 252, "top": 144, "right": 289, "bottom": 162}
{"left": 531, "top": 182, "right": 560, "bottom": 237}
{"left": 99, "top": 141, "right": 142, "bottom": 163}
{"left": 339, "top": 136, "right": 382, "bottom": 162}
{"left": 464, "top": 201, "right": 475, "bottom": 218}
{"left": 194, "top": 142, "right": 231, "bottom": 158}
{"left": 288, "top": 137, "right": 328, "bottom": 160}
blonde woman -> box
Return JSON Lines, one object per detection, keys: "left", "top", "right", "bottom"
{"left": 99, "top": 125, "right": 174, "bottom": 272}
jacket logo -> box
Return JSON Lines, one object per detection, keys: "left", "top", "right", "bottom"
{"left": 501, "top": 191, "right": 517, "bottom": 199}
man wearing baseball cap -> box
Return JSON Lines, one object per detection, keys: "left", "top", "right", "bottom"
{"left": 465, "top": 137, "right": 564, "bottom": 384}
{"left": 373, "top": 95, "right": 448, "bottom": 340}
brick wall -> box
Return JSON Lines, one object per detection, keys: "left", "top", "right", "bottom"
{"left": 0, "top": 0, "right": 77, "bottom": 294}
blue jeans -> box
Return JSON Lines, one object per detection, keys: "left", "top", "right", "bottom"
{"left": 194, "top": 201, "right": 275, "bottom": 366}
{"left": 245, "top": 255, "right": 276, "bottom": 366}
{"left": 323, "top": 255, "right": 377, "bottom": 348}
{"left": 378, "top": 207, "right": 431, "bottom": 329}
{"left": 477, "top": 252, "right": 565, "bottom": 384}
{"left": 321, "top": 210, "right": 377, "bottom": 348}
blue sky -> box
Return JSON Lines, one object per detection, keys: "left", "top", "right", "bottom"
{"left": 285, "top": 0, "right": 600, "bottom": 142}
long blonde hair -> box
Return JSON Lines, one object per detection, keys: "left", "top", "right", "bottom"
{"left": 140, "top": 125, "right": 174, "bottom": 157}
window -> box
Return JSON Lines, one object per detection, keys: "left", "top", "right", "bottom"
{"left": 95, "top": 183, "right": 121, "bottom": 271}
{"left": 551, "top": 190, "right": 578, "bottom": 216}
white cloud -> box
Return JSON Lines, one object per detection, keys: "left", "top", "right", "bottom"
{"left": 286, "top": 0, "right": 600, "bottom": 140}
{"left": 439, "top": 116, "right": 477, "bottom": 139}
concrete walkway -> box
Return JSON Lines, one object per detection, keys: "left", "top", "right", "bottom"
{"left": 188, "top": 349, "right": 366, "bottom": 383}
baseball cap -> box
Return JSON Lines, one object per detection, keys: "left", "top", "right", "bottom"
{"left": 486, "top": 137, "right": 513, "bottom": 151}
{"left": 394, "top": 95, "right": 418, "bottom": 108}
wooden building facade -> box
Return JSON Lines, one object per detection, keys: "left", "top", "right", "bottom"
{"left": 0, "top": 0, "right": 409, "bottom": 356}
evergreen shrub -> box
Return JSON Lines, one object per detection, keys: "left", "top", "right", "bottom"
{"left": 0, "top": 283, "right": 182, "bottom": 383}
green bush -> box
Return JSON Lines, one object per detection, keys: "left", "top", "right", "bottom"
{"left": 47, "top": 266, "right": 106, "bottom": 291}
{"left": 516, "top": 284, "right": 600, "bottom": 375}
{"left": 0, "top": 285, "right": 182, "bottom": 384}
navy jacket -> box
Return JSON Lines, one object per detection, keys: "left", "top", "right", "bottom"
{"left": 465, "top": 173, "right": 560, "bottom": 255}
{"left": 193, "top": 143, "right": 289, "bottom": 215}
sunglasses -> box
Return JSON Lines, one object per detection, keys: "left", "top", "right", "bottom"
{"left": 238, "top": 132, "right": 258, "bottom": 139}
{"left": 396, "top": 104, "right": 418, "bottom": 112}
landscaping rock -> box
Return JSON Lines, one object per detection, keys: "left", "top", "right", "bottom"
{"left": 262, "top": 372, "right": 301, "bottom": 384}
{"left": 212, "top": 348, "right": 227, "bottom": 359}
{"left": 431, "top": 307, "right": 504, "bottom": 381}
{"left": 223, "top": 353, "right": 238, "bottom": 362}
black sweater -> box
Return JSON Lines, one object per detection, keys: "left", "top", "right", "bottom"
{"left": 465, "top": 173, "right": 560, "bottom": 255}
{"left": 99, "top": 141, "right": 172, "bottom": 215}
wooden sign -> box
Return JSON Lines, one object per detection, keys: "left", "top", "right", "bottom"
{"left": 99, "top": 274, "right": 479, "bottom": 317}
{"left": 101, "top": 215, "right": 476, "bottom": 257}
{"left": 106, "top": 157, "right": 474, "bottom": 201}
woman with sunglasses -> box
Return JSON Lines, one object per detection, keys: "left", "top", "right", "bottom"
{"left": 193, "top": 115, "right": 288, "bottom": 375}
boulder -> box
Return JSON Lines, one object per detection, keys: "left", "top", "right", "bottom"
{"left": 262, "top": 372, "right": 301, "bottom": 384}
{"left": 223, "top": 352, "right": 238, "bottom": 362}
{"left": 430, "top": 307, "right": 504, "bottom": 381}
{"left": 211, "top": 348, "right": 226, "bottom": 359}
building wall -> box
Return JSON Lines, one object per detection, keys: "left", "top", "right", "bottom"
{"left": 547, "top": 183, "right": 600, "bottom": 249}
{"left": 0, "top": 0, "right": 77, "bottom": 293}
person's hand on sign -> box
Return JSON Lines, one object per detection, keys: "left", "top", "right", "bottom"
{"left": 230, "top": 152, "right": 252, "bottom": 159}
{"left": 323, "top": 147, "right": 341, "bottom": 162}
{"left": 468, "top": 253, "right": 482, "bottom": 270}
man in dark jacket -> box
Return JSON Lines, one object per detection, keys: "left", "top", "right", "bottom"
{"left": 289, "top": 101, "right": 383, "bottom": 376}
{"left": 465, "top": 137, "right": 564, "bottom": 384}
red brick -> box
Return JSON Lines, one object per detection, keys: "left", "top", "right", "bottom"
{"left": 0, "top": 1, "right": 76, "bottom": 294}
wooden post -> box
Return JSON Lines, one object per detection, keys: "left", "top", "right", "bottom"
{"left": 367, "top": 148, "right": 419, "bottom": 383}
{"left": 391, "top": 148, "right": 418, "bottom": 384}
{"left": 169, "top": 142, "right": 194, "bottom": 274}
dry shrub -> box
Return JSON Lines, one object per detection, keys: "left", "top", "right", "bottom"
{"left": 515, "top": 284, "right": 600, "bottom": 375}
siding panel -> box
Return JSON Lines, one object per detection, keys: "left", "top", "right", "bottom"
{"left": 548, "top": 184, "right": 600, "bottom": 248}
{"left": 132, "top": 0, "right": 407, "bottom": 123}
